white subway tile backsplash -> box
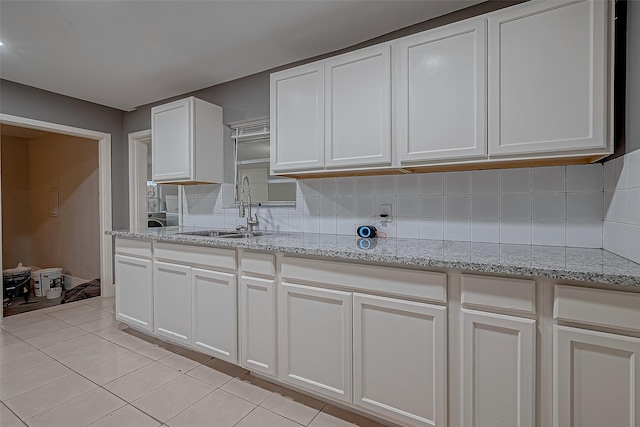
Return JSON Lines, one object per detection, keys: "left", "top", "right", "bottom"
{"left": 355, "top": 176, "right": 374, "bottom": 195}
{"left": 532, "top": 193, "right": 566, "bottom": 220}
{"left": 500, "top": 168, "right": 530, "bottom": 193}
{"left": 336, "top": 196, "right": 356, "bottom": 217}
{"left": 612, "top": 222, "right": 629, "bottom": 258}
{"left": 336, "top": 177, "right": 356, "bottom": 196}
{"left": 444, "top": 171, "right": 470, "bottom": 194}
{"left": 319, "top": 178, "right": 337, "bottom": 196}
{"left": 500, "top": 220, "right": 531, "bottom": 244}
{"left": 615, "top": 156, "right": 630, "bottom": 190}
{"left": 604, "top": 191, "right": 615, "bottom": 221}
{"left": 303, "top": 215, "right": 320, "bottom": 233}
{"left": 614, "top": 189, "right": 629, "bottom": 223}
{"left": 337, "top": 216, "right": 356, "bottom": 235}
{"left": 396, "top": 174, "right": 421, "bottom": 195}
{"left": 532, "top": 221, "right": 565, "bottom": 247}
{"left": 471, "top": 170, "right": 499, "bottom": 194}
{"left": 532, "top": 166, "right": 565, "bottom": 192}
{"left": 300, "top": 179, "right": 320, "bottom": 197}
{"left": 420, "top": 195, "right": 444, "bottom": 218}
{"left": 374, "top": 195, "right": 397, "bottom": 217}
{"left": 374, "top": 175, "right": 397, "bottom": 195}
{"left": 444, "top": 194, "right": 470, "bottom": 219}
{"left": 603, "top": 221, "right": 615, "bottom": 251}
{"left": 420, "top": 173, "right": 444, "bottom": 195}
{"left": 629, "top": 150, "right": 640, "bottom": 188}
{"left": 304, "top": 197, "right": 320, "bottom": 216}
{"left": 628, "top": 225, "right": 640, "bottom": 263}
{"left": 566, "top": 164, "right": 603, "bottom": 192}
{"left": 355, "top": 196, "right": 374, "bottom": 217}
{"left": 319, "top": 196, "right": 337, "bottom": 216}
{"left": 472, "top": 194, "right": 500, "bottom": 219}
{"left": 419, "top": 218, "right": 444, "bottom": 240}
{"left": 566, "top": 220, "right": 602, "bottom": 249}
{"left": 566, "top": 192, "right": 603, "bottom": 220}
{"left": 629, "top": 188, "right": 640, "bottom": 226}
{"left": 397, "top": 217, "right": 420, "bottom": 239}
{"left": 319, "top": 216, "right": 337, "bottom": 235}
{"left": 500, "top": 194, "right": 531, "bottom": 219}
{"left": 471, "top": 220, "right": 500, "bottom": 243}
{"left": 604, "top": 159, "right": 617, "bottom": 191}
{"left": 444, "top": 219, "right": 470, "bottom": 241}
{"left": 397, "top": 195, "right": 420, "bottom": 217}
{"left": 289, "top": 215, "right": 303, "bottom": 232}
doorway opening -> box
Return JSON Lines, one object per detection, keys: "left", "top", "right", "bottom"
{"left": 0, "top": 114, "right": 113, "bottom": 320}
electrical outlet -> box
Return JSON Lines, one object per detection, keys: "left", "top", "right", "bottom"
{"left": 379, "top": 203, "right": 392, "bottom": 220}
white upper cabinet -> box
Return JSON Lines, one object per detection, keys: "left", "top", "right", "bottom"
{"left": 395, "top": 18, "right": 487, "bottom": 164}
{"left": 488, "top": 0, "right": 611, "bottom": 158}
{"left": 325, "top": 45, "right": 392, "bottom": 168}
{"left": 152, "top": 97, "right": 223, "bottom": 184}
{"left": 270, "top": 63, "right": 325, "bottom": 173}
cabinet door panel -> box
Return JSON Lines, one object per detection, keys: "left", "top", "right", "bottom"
{"left": 153, "top": 261, "right": 191, "bottom": 345}
{"left": 396, "top": 19, "right": 487, "bottom": 163}
{"left": 192, "top": 268, "right": 237, "bottom": 363}
{"left": 325, "top": 44, "right": 391, "bottom": 167}
{"left": 554, "top": 325, "right": 640, "bottom": 427}
{"left": 270, "top": 63, "right": 324, "bottom": 172}
{"left": 279, "top": 282, "right": 352, "bottom": 403}
{"left": 115, "top": 255, "right": 153, "bottom": 332}
{"left": 354, "top": 293, "right": 447, "bottom": 427}
{"left": 462, "top": 309, "right": 536, "bottom": 427}
{"left": 152, "top": 98, "right": 192, "bottom": 181}
{"left": 239, "top": 276, "right": 276, "bottom": 376}
{"left": 488, "top": 0, "right": 609, "bottom": 156}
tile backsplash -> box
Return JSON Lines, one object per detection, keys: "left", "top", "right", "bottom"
{"left": 182, "top": 163, "right": 608, "bottom": 249}
{"left": 603, "top": 150, "right": 640, "bottom": 263}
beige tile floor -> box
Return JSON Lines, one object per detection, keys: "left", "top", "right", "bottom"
{"left": 0, "top": 297, "right": 388, "bottom": 427}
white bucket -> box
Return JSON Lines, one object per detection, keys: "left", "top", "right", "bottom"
{"left": 38, "top": 268, "right": 63, "bottom": 298}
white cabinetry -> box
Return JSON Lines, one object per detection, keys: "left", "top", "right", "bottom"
{"left": 271, "top": 44, "right": 392, "bottom": 175}
{"left": 153, "top": 261, "right": 191, "bottom": 345}
{"left": 270, "top": 63, "right": 325, "bottom": 172}
{"left": 488, "top": 0, "right": 611, "bottom": 159}
{"left": 152, "top": 97, "right": 223, "bottom": 184}
{"left": 353, "top": 293, "right": 447, "bottom": 427}
{"left": 459, "top": 274, "right": 536, "bottom": 427}
{"left": 395, "top": 18, "right": 487, "bottom": 165}
{"left": 239, "top": 252, "right": 277, "bottom": 376}
{"left": 153, "top": 243, "right": 238, "bottom": 363}
{"left": 114, "top": 238, "right": 153, "bottom": 332}
{"left": 279, "top": 282, "right": 353, "bottom": 403}
{"left": 553, "top": 285, "right": 640, "bottom": 427}
{"left": 325, "top": 45, "right": 391, "bottom": 168}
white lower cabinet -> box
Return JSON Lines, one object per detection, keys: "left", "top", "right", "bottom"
{"left": 153, "top": 261, "right": 192, "bottom": 345}
{"left": 279, "top": 282, "right": 353, "bottom": 403}
{"left": 114, "top": 254, "right": 153, "bottom": 332}
{"left": 191, "top": 268, "right": 237, "bottom": 363}
{"left": 239, "top": 276, "right": 277, "bottom": 376}
{"left": 461, "top": 309, "right": 536, "bottom": 427}
{"left": 353, "top": 293, "right": 447, "bottom": 427}
{"left": 554, "top": 326, "right": 640, "bottom": 427}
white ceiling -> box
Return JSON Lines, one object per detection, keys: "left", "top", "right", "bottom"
{"left": 0, "top": 1, "right": 485, "bottom": 111}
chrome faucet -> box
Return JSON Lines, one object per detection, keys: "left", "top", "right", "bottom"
{"left": 238, "top": 175, "right": 259, "bottom": 233}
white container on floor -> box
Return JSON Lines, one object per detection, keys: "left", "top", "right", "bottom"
{"left": 46, "top": 287, "right": 62, "bottom": 299}
{"left": 37, "top": 268, "right": 63, "bottom": 297}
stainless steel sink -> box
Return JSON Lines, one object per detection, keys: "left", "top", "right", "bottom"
{"left": 178, "top": 230, "right": 271, "bottom": 238}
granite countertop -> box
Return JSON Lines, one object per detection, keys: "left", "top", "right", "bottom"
{"left": 108, "top": 227, "right": 640, "bottom": 287}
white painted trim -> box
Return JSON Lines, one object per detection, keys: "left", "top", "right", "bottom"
{"left": 0, "top": 113, "right": 114, "bottom": 307}
{"left": 128, "top": 129, "right": 152, "bottom": 229}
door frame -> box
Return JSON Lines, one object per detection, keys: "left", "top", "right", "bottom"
{"left": 0, "top": 113, "right": 114, "bottom": 307}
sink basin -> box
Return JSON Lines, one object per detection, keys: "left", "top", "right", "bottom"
{"left": 178, "top": 230, "right": 271, "bottom": 238}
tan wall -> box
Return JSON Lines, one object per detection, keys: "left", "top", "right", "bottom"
{"left": 1, "top": 136, "right": 32, "bottom": 269}
{"left": 28, "top": 133, "right": 99, "bottom": 280}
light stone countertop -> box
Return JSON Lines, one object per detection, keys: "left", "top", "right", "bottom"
{"left": 108, "top": 227, "right": 640, "bottom": 287}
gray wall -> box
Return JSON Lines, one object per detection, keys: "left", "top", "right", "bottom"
{"left": 627, "top": 0, "right": 640, "bottom": 153}
{"left": 0, "top": 80, "right": 127, "bottom": 229}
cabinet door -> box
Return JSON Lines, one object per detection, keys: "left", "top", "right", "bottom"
{"left": 239, "top": 276, "right": 276, "bottom": 376}
{"left": 461, "top": 309, "right": 536, "bottom": 427}
{"left": 152, "top": 98, "right": 193, "bottom": 181}
{"left": 395, "top": 18, "right": 487, "bottom": 163}
{"left": 554, "top": 325, "right": 640, "bottom": 427}
{"left": 270, "top": 63, "right": 324, "bottom": 172}
{"left": 325, "top": 44, "right": 392, "bottom": 168}
{"left": 279, "top": 282, "right": 352, "bottom": 403}
{"left": 488, "top": 0, "right": 609, "bottom": 157}
{"left": 153, "top": 261, "right": 191, "bottom": 345}
{"left": 353, "top": 293, "right": 447, "bottom": 427}
{"left": 191, "top": 268, "right": 237, "bottom": 363}
{"left": 115, "top": 254, "right": 153, "bottom": 332}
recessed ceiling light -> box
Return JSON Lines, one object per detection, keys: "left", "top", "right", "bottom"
{"left": 0, "top": 42, "right": 3, "bottom": 46}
